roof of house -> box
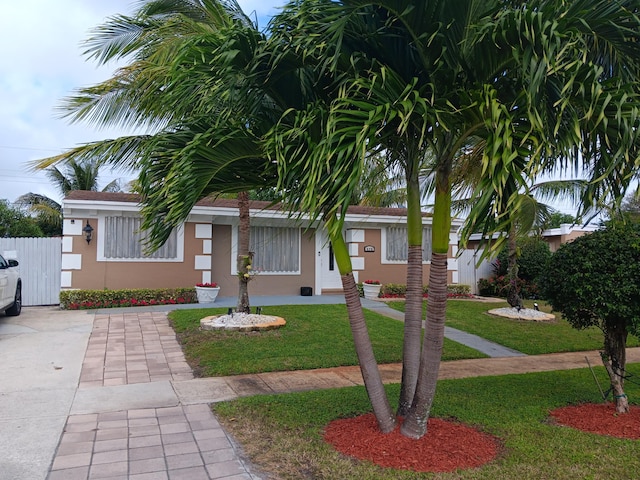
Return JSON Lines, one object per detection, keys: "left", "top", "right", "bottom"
{"left": 64, "top": 190, "right": 431, "bottom": 218}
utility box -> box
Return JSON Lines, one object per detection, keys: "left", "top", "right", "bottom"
{"left": 300, "top": 286, "right": 312, "bottom": 296}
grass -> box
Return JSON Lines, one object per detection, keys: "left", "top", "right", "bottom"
{"left": 168, "top": 300, "right": 640, "bottom": 477}
{"left": 214, "top": 366, "right": 640, "bottom": 479}
{"left": 168, "top": 304, "right": 486, "bottom": 376}
{"left": 386, "top": 299, "right": 640, "bottom": 355}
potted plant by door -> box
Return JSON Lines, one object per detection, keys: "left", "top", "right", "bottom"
{"left": 195, "top": 282, "right": 220, "bottom": 303}
{"left": 362, "top": 280, "right": 382, "bottom": 299}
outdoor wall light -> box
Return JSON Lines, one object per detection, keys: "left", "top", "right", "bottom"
{"left": 83, "top": 221, "right": 94, "bottom": 244}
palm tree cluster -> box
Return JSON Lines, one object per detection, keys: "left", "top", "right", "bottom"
{"left": 37, "top": 0, "right": 640, "bottom": 434}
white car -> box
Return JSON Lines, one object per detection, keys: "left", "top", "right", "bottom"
{"left": 0, "top": 254, "right": 21, "bottom": 316}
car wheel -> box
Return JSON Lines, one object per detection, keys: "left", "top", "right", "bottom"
{"left": 5, "top": 283, "right": 21, "bottom": 316}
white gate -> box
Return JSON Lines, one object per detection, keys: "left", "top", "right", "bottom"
{"left": 457, "top": 248, "right": 494, "bottom": 294}
{"left": 0, "top": 237, "right": 62, "bottom": 306}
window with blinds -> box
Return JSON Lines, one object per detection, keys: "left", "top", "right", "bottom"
{"left": 250, "top": 226, "right": 300, "bottom": 273}
{"left": 103, "top": 216, "right": 178, "bottom": 260}
{"left": 385, "top": 226, "right": 432, "bottom": 262}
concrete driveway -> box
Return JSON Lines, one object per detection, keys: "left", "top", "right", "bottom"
{"left": 0, "top": 307, "right": 93, "bottom": 480}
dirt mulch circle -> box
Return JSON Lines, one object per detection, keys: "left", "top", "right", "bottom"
{"left": 549, "top": 403, "right": 640, "bottom": 439}
{"left": 324, "top": 413, "right": 500, "bottom": 473}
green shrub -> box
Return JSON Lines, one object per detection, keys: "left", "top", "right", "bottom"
{"left": 375, "top": 283, "right": 471, "bottom": 298}
{"left": 477, "top": 275, "right": 539, "bottom": 298}
{"left": 480, "top": 237, "right": 551, "bottom": 299}
{"left": 60, "top": 287, "right": 198, "bottom": 310}
{"left": 381, "top": 283, "right": 406, "bottom": 296}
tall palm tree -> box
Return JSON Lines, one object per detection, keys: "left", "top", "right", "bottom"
{"left": 271, "top": 0, "right": 640, "bottom": 438}
{"left": 32, "top": 0, "right": 275, "bottom": 314}
{"left": 35, "top": 0, "right": 640, "bottom": 440}
{"left": 33, "top": 0, "right": 398, "bottom": 431}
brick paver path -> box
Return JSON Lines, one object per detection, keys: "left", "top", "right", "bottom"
{"left": 48, "top": 312, "right": 256, "bottom": 480}
{"left": 79, "top": 313, "right": 193, "bottom": 388}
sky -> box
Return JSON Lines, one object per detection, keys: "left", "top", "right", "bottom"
{"left": 0, "top": 0, "right": 286, "bottom": 205}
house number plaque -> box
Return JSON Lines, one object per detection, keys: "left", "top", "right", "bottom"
{"left": 364, "top": 245, "right": 375, "bottom": 253}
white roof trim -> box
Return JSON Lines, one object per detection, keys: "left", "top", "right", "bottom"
{"left": 63, "top": 198, "right": 463, "bottom": 230}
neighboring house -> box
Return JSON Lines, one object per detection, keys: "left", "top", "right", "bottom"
{"left": 458, "top": 223, "right": 598, "bottom": 293}
{"left": 465, "top": 223, "right": 598, "bottom": 253}
{"left": 533, "top": 223, "right": 599, "bottom": 252}
{"left": 61, "top": 191, "right": 464, "bottom": 296}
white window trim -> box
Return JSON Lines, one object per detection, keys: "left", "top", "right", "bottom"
{"left": 231, "top": 225, "right": 302, "bottom": 275}
{"left": 97, "top": 215, "right": 185, "bottom": 262}
{"left": 380, "top": 227, "right": 431, "bottom": 265}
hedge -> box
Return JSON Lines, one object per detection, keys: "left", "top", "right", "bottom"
{"left": 357, "top": 283, "right": 472, "bottom": 298}
{"left": 60, "top": 288, "right": 198, "bottom": 310}
{"left": 380, "top": 283, "right": 470, "bottom": 297}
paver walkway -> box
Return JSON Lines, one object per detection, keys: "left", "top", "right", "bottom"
{"left": 47, "top": 312, "right": 259, "bottom": 480}
{"left": 79, "top": 313, "right": 193, "bottom": 389}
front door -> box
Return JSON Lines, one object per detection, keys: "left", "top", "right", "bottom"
{"left": 317, "top": 230, "right": 342, "bottom": 292}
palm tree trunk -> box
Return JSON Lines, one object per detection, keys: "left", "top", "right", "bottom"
{"left": 506, "top": 223, "right": 522, "bottom": 309}
{"left": 236, "top": 191, "right": 251, "bottom": 313}
{"left": 401, "top": 168, "right": 451, "bottom": 439}
{"left": 602, "top": 321, "right": 629, "bottom": 413}
{"left": 328, "top": 217, "right": 396, "bottom": 433}
{"left": 398, "top": 172, "right": 424, "bottom": 416}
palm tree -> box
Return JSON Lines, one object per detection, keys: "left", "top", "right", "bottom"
{"left": 271, "top": 0, "right": 640, "bottom": 438}
{"left": 351, "top": 152, "right": 407, "bottom": 208}
{"left": 452, "top": 145, "right": 588, "bottom": 308}
{"left": 35, "top": 0, "right": 640, "bottom": 439}
{"left": 31, "top": 1, "right": 275, "bottom": 314}
{"left": 17, "top": 158, "right": 120, "bottom": 233}
{"left": 32, "top": 0, "right": 398, "bottom": 431}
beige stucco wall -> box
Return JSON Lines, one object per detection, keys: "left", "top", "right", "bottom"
{"left": 352, "top": 229, "right": 454, "bottom": 285}
{"left": 70, "top": 222, "right": 203, "bottom": 290}
{"left": 68, "top": 222, "right": 318, "bottom": 295}
{"left": 210, "top": 225, "right": 317, "bottom": 296}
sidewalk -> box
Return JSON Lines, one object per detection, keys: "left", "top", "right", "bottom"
{"left": 2, "top": 298, "right": 638, "bottom": 480}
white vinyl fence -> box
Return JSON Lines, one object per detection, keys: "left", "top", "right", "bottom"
{"left": 0, "top": 237, "right": 62, "bottom": 306}
{"left": 457, "top": 248, "right": 495, "bottom": 294}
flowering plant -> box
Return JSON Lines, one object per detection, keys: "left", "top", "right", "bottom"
{"left": 196, "top": 282, "right": 218, "bottom": 288}
{"left": 238, "top": 255, "right": 260, "bottom": 281}
{"left": 363, "top": 279, "right": 381, "bottom": 285}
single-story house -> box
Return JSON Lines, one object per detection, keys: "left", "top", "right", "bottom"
{"left": 465, "top": 223, "right": 598, "bottom": 253}
{"left": 61, "top": 191, "right": 465, "bottom": 296}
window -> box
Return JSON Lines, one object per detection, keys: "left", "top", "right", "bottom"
{"left": 102, "top": 216, "right": 182, "bottom": 261}
{"left": 250, "top": 226, "right": 300, "bottom": 273}
{"left": 385, "top": 226, "right": 432, "bottom": 262}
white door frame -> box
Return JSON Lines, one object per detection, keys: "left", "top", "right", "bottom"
{"left": 315, "top": 228, "right": 342, "bottom": 294}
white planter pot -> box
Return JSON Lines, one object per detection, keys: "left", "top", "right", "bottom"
{"left": 362, "top": 283, "right": 382, "bottom": 299}
{"left": 195, "top": 286, "right": 220, "bottom": 303}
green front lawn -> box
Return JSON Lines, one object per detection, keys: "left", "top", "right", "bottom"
{"left": 387, "top": 299, "right": 640, "bottom": 354}
{"left": 168, "top": 304, "right": 487, "bottom": 376}
{"left": 214, "top": 366, "right": 640, "bottom": 479}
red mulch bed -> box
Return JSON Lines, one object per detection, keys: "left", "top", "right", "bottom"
{"left": 549, "top": 403, "right": 640, "bottom": 439}
{"left": 324, "top": 413, "right": 499, "bottom": 473}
